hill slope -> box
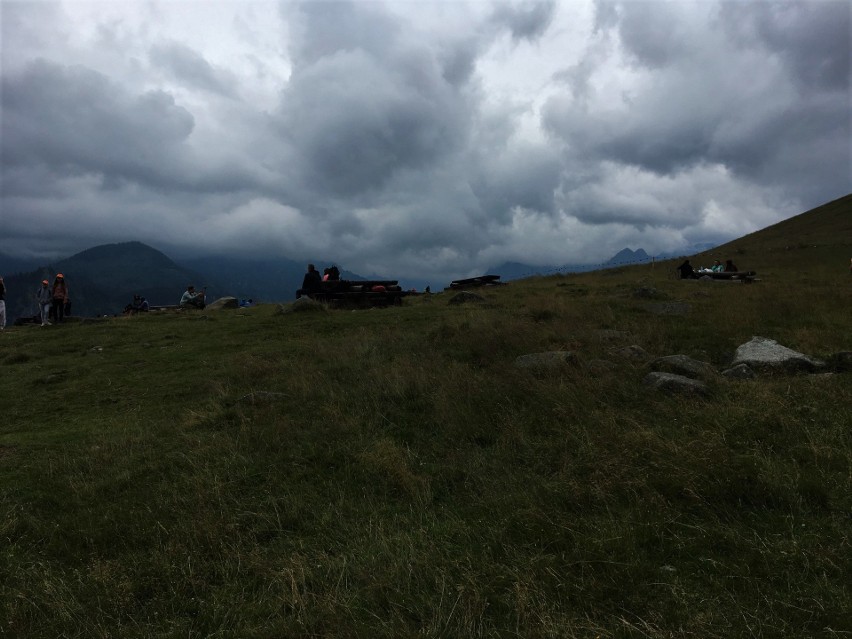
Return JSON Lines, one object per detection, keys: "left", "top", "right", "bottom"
{"left": 0, "top": 196, "right": 849, "bottom": 637}
{"left": 694, "top": 192, "right": 852, "bottom": 273}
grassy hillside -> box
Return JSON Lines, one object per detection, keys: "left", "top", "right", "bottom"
{"left": 1, "top": 196, "right": 850, "bottom": 638}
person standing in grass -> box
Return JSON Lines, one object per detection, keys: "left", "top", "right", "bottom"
{"left": 0, "top": 275, "right": 6, "bottom": 332}
{"left": 36, "top": 279, "right": 52, "bottom": 326}
{"left": 51, "top": 273, "right": 69, "bottom": 323}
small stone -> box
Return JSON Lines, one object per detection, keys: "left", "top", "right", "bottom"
{"left": 643, "top": 372, "right": 709, "bottom": 396}
{"left": 206, "top": 296, "right": 240, "bottom": 310}
{"left": 650, "top": 354, "right": 717, "bottom": 380}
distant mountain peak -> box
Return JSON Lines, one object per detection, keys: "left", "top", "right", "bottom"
{"left": 607, "top": 248, "right": 650, "bottom": 265}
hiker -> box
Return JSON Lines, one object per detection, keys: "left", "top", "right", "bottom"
{"left": 297, "top": 264, "right": 322, "bottom": 298}
{"left": 51, "top": 274, "right": 69, "bottom": 323}
{"left": 711, "top": 260, "right": 724, "bottom": 273}
{"left": 322, "top": 267, "right": 331, "bottom": 282}
{"left": 0, "top": 275, "right": 6, "bottom": 332}
{"left": 180, "top": 285, "right": 206, "bottom": 309}
{"left": 676, "top": 260, "right": 697, "bottom": 279}
{"left": 327, "top": 265, "right": 341, "bottom": 281}
{"left": 36, "top": 279, "right": 52, "bottom": 326}
{"left": 724, "top": 259, "right": 738, "bottom": 272}
{"left": 138, "top": 296, "right": 149, "bottom": 312}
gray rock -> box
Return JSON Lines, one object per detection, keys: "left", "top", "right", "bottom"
{"left": 206, "top": 296, "right": 240, "bottom": 310}
{"left": 722, "top": 363, "right": 756, "bottom": 379}
{"left": 732, "top": 336, "right": 825, "bottom": 373}
{"left": 448, "top": 291, "right": 486, "bottom": 305}
{"left": 643, "top": 372, "right": 709, "bottom": 396}
{"left": 650, "top": 354, "right": 717, "bottom": 380}
{"left": 514, "top": 351, "right": 577, "bottom": 369}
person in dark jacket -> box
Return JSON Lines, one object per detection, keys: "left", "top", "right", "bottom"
{"left": 51, "top": 274, "right": 69, "bottom": 323}
{"left": 724, "top": 259, "right": 739, "bottom": 272}
{"left": 297, "top": 264, "right": 322, "bottom": 298}
{"left": 676, "top": 260, "right": 697, "bottom": 279}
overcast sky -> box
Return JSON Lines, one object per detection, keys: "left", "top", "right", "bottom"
{"left": 2, "top": 0, "right": 849, "bottom": 280}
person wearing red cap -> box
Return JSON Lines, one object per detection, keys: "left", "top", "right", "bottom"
{"left": 36, "top": 279, "right": 52, "bottom": 326}
{"left": 51, "top": 274, "right": 69, "bottom": 323}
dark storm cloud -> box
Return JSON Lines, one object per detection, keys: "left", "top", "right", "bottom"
{"left": 285, "top": 1, "right": 401, "bottom": 70}
{"left": 545, "top": 0, "right": 850, "bottom": 210}
{"left": 149, "top": 41, "right": 238, "bottom": 97}
{"left": 721, "top": 1, "right": 850, "bottom": 92}
{"left": 0, "top": 58, "right": 265, "bottom": 196}
{"left": 490, "top": 1, "right": 557, "bottom": 42}
{"left": 275, "top": 2, "right": 474, "bottom": 199}
{"left": 604, "top": 1, "right": 691, "bottom": 68}
{"left": 1, "top": 60, "right": 194, "bottom": 188}
{"left": 470, "top": 143, "right": 562, "bottom": 223}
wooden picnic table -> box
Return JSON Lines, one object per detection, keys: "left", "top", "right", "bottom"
{"left": 695, "top": 270, "right": 758, "bottom": 283}
{"left": 303, "top": 279, "right": 413, "bottom": 307}
{"left": 447, "top": 274, "right": 504, "bottom": 290}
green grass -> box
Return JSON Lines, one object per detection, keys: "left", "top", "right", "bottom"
{"left": 2, "top": 196, "right": 851, "bottom": 637}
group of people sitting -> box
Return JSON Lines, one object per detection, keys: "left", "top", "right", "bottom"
{"left": 123, "top": 294, "right": 149, "bottom": 314}
{"left": 297, "top": 264, "right": 341, "bottom": 297}
{"left": 677, "top": 259, "right": 739, "bottom": 279}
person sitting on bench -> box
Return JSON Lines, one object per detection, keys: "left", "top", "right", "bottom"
{"left": 296, "top": 264, "right": 322, "bottom": 298}
{"left": 724, "top": 259, "right": 738, "bottom": 272}
{"left": 676, "top": 260, "right": 698, "bottom": 279}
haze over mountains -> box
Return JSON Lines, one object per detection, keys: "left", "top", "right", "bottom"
{"left": 2, "top": 193, "right": 848, "bottom": 323}
{"left": 2, "top": 242, "right": 655, "bottom": 323}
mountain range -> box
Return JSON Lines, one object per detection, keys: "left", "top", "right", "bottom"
{"left": 2, "top": 201, "right": 834, "bottom": 324}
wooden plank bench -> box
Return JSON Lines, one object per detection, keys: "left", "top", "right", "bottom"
{"left": 303, "top": 280, "right": 413, "bottom": 307}
{"left": 696, "top": 271, "right": 758, "bottom": 283}
{"left": 447, "top": 274, "right": 504, "bottom": 290}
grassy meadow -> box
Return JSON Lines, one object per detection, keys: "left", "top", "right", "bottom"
{"left": 1, "top": 196, "right": 850, "bottom": 638}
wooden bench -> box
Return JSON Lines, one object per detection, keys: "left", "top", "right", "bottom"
{"left": 696, "top": 271, "right": 758, "bottom": 283}
{"left": 447, "top": 274, "right": 504, "bottom": 290}
{"left": 303, "top": 280, "right": 413, "bottom": 307}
